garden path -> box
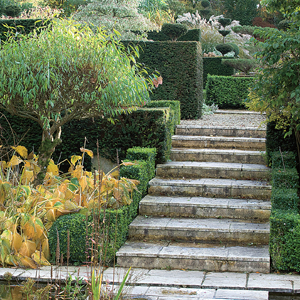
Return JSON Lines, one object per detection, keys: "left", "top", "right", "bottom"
{"left": 117, "top": 109, "right": 271, "bottom": 274}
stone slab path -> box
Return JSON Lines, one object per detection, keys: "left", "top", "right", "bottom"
{"left": 1, "top": 266, "right": 300, "bottom": 299}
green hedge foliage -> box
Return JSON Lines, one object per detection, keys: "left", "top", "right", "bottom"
{"left": 205, "top": 74, "right": 253, "bottom": 109}
{"left": 272, "top": 151, "right": 297, "bottom": 169}
{"left": 48, "top": 147, "right": 156, "bottom": 265}
{"left": 270, "top": 210, "right": 300, "bottom": 272}
{"left": 122, "top": 41, "right": 203, "bottom": 119}
{"left": 0, "top": 19, "right": 50, "bottom": 40}
{"left": 271, "top": 188, "right": 299, "bottom": 211}
{"left": 203, "top": 57, "right": 234, "bottom": 86}
{"left": 269, "top": 151, "right": 300, "bottom": 272}
{"left": 266, "top": 122, "right": 298, "bottom": 166}
{"left": 147, "top": 29, "right": 201, "bottom": 42}
{"left": 271, "top": 167, "right": 299, "bottom": 189}
{"left": 0, "top": 101, "right": 178, "bottom": 169}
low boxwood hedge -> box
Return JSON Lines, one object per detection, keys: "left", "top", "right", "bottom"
{"left": 48, "top": 147, "right": 156, "bottom": 265}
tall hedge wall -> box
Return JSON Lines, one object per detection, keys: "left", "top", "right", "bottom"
{"left": 203, "top": 57, "right": 234, "bottom": 86}
{"left": 0, "top": 100, "right": 179, "bottom": 169}
{"left": 205, "top": 75, "right": 253, "bottom": 109}
{"left": 122, "top": 41, "right": 203, "bottom": 119}
{"left": 147, "top": 29, "right": 201, "bottom": 42}
{"left": 0, "top": 19, "right": 50, "bottom": 40}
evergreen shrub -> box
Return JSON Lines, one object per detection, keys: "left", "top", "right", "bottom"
{"left": 0, "top": 101, "right": 179, "bottom": 169}
{"left": 161, "top": 23, "right": 188, "bottom": 41}
{"left": 271, "top": 188, "right": 299, "bottom": 211}
{"left": 270, "top": 210, "right": 300, "bottom": 272}
{"left": 203, "top": 57, "right": 234, "bottom": 86}
{"left": 122, "top": 41, "right": 203, "bottom": 119}
{"left": 147, "top": 29, "right": 201, "bottom": 42}
{"left": 266, "top": 122, "right": 298, "bottom": 166}
{"left": 271, "top": 168, "right": 299, "bottom": 189}
{"left": 216, "top": 43, "right": 233, "bottom": 55}
{"left": 205, "top": 75, "right": 253, "bottom": 108}
{"left": 49, "top": 147, "right": 155, "bottom": 265}
{"left": 271, "top": 151, "right": 297, "bottom": 169}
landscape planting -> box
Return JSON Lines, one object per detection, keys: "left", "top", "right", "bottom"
{"left": 0, "top": 0, "right": 300, "bottom": 298}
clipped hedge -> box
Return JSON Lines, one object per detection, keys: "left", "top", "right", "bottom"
{"left": 122, "top": 41, "right": 203, "bottom": 119}
{"left": 147, "top": 29, "right": 201, "bottom": 42}
{"left": 266, "top": 122, "right": 298, "bottom": 166}
{"left": 272, "top": 151, "right": 297, "bottom": 169}
{"left": 49, "top": 147, "right": 156, "bottom": 265}
{"left": 271, "top": 188, "right": 299, "bottom": 211}
{"left": 272, "top": 167, "right": 299, "bottom": 189}
{"left": 0, "top": 19, "right": 50, "bottom": 40}
{"left": 205, "top": 74, "right": 253, "bottom": 108}
{"left": 0, "top": 100, "right": 179, "bottom": 169}
{"left": 270, "top": 209, "right": 300, "bottom": 272}
{"left": 269, "top": 150, "right": 300, "bottom": 272}
{"left": 203, "top": 57, "right": 234, "bottom": 86}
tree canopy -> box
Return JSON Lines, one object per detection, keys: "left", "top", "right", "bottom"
{"left": 0, "top": 20, "right": 151, "bottom": 181}
{"left": 247, "top": 0, "right": 300, "bottom": 157}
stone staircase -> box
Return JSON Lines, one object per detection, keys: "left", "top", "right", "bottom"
{"left": 117, "top": 117, "right": 272, "bottom": 273}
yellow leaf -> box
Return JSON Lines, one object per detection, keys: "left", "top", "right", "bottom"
{"left": 71, "top": 155, "right": 82, "bottom": 166}
{"left": 11, "top": 146, "right": 28, "bottom": 159}
{"left": 64, "top": 200, "right": 79, "bottom": 211}
{"left": 73, "top": 165, "right": 83, "bottom": 179}
{"left": 110, "top": 170, "right": 119, "bottom": 178}
{"left": 31, "top": 250, "right": 51, "bottom": 266}
{"left": 47, "top": 159, "right": 59, "bottom": 176}
{"left": 79, "top": 176, "right": 87, "bottom": 191}
{"left": 46, "top": 209, "right": 56, "bottom": 222}
{"left": 1, "top": 229, "right": 12, "bottom": 244}
{"left": 19, "top": 240, "right": 36, "bottom": 257}
{"left": 80, "top": 148, "right": 94, "bottom": 158}
{"left": 17, "top": 253, "right": 37, "bottom": 269}
{"left": 12, "top": 231, "right": 22, "bottom": 252}
{"left": 7, "top": 155, "right": 23, "bottom": 167}
{"left": 0, "top": 161, "right": 7, "bottom": 169}
{"left": 42, "top": 238, "right": 50, "bottom": 260}
{"left": 5, "top": 254, "right": 18, "bottom": 266}
{"left": 21, "top": 169, "right": 34, "bottom": 185}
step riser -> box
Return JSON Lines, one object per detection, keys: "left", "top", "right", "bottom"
{"left": 128, "top": 228, "right": 269, "bottom": 245}
{"left": 148, "top": 185, "right": 271, "bottom": 200}
{"left": 156, "top": 167, "right": 270, "bottom": 181}
{"left": 139, "top": 204, "right": 271, "bottom": 222}
{"left": 172, "top": 140, "right": 266, "bottom": 150}
{"left": 117, "top": 256, "right": 270, "bottom": 273}
{"left": 170, "top": 152, "right": 266, "bottom": 165}
{"left": 176, "top": 127, "right": 266, "bottom": 138}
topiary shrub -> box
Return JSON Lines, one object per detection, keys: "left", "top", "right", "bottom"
{"left": 231, "top": 25, "right": 258, "bottom": 36}
{"left": 201, "top": 0, "right": 210, "bottom": 8}
{"left": 4, "top": 4, "right": 21, "bottom": 17}
{"left": 161, "top": 23, "right": 188, "bottom": 41}
{"left": 227, "top": 43, "right": 239, "bottom": 57}
{"left": 218, "top": 18, "right": 231, "bottom": 28}
{"left": 222, "top": 58, "right": 257, "bottom": 74}
{"left": 216, "top": 44, "right": 233, "bottom": 56}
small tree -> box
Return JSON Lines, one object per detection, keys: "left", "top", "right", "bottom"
{"left": 247, "top": 0, "right": 300, "bottom": 161}
{"left": 0, "top": 20, "right": 151, "bottom": 183}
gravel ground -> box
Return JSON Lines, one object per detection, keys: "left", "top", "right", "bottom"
{"left": 180, "top": 110, "right": 267, "bottom": 129}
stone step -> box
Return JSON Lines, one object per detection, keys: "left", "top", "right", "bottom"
{"left": 139, "top": 195, "right": 271, "bottom": 221}
{"left": 176, "top": 125, "right": 266, "bottom": 138}
{"left": 156, "top": 161, "right": 270, "bottom": 181}
{"left": 214, "top": 110, "right": 266, "bottom": 115}
{"left": 128, "top": 216, "right": 269, "bottom": 245}
{"left": 116, "top": 241, "right": 270, "bottom": 273}
{"left": 170, "top": 148, "right": 266, "bottom": 165}
{"left": 172, "top": 135, "right": 266, "bottom": 150}
{"left": 148, "top": 178, "right": 271, "bottom": 200}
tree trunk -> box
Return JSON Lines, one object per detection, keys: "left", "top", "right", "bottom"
{"left": 33, "top": 128, "right": 62, "bottom": 186}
